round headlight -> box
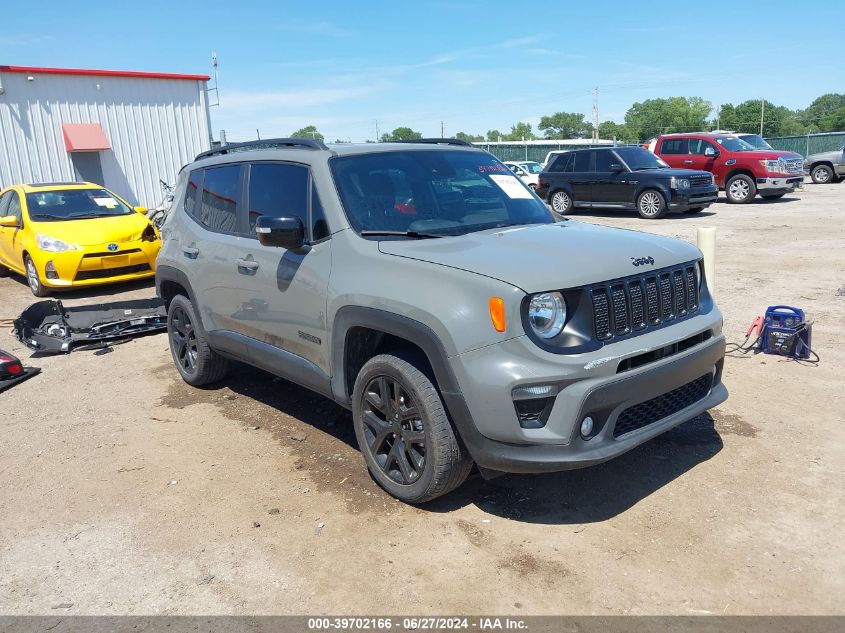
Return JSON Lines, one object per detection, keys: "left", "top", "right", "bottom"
{"left": 527, "top": 292, "right": 566, "bottom": 339}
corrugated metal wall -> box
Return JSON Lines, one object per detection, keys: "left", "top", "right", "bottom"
{"left": 0, "top": 71, "right": 210, "bottom": 207}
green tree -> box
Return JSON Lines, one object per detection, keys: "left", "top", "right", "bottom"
{"left": 538, "top": 112, "right": 593, "bottom": 139}
{"left": 625, "top": 97, "right": 712, "bottom": 140}
{"left": 803, "top": 94, "right": 845, "bottom": 132}
{"left": 598, "top": 121, "right": 636, "bottom": 142}
{"left": 486, "top": 129, "right": 504, "bottom": 142}
{"left": 503, "top": 122, "right": 536, "bottom": 141}
{"left": 715, "top": 100, "right": 805, "bottom": 137}
{"left": 290, "top": 125, "right": 324, "bottom": 141}
{"left": 455, "top": 131, "right": 484, "bottom": 142}
{"left": 380, "top": 127, "right": 422, "bottom": 141}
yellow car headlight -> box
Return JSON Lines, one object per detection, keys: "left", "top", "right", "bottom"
{"left": 36, "top": 234, "right": 81, "bottom": 253}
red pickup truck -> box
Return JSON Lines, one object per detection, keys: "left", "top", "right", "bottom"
{"left": 651, "top": 133, "right": 804, "bottom": 203}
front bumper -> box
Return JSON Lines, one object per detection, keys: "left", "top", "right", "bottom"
{"left": 756, "top": 176, "right": 803, "bottom": 191}
{"left": 445, "top": 311, "right": 727, "bottom": 474}
{"left": 669, "top": 185, "right": 719, "bottom": 210}
{"left": 37, "top": 240, "right": 160, "bottom": 288}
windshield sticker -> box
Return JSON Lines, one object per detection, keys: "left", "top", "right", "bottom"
{"left": 478, "top": 164, "right": 508, "bottom": 173}
{"left": 93, "top": 197, "right": 118, "bottom": 208}
{"left": 489, "top": 174, "right": 533, "bottom": 199}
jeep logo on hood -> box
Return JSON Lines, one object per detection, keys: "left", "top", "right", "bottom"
{"left": 631, "top": 256, "right": 655, "bottom": 267}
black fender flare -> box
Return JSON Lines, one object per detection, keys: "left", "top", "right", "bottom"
{"left": 155, "top": 265, "right": 208, "bottom": 333}
{"left": 330, "top": 305, "right": 486, "bottom": 461}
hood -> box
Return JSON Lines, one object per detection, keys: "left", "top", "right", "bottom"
{"left": 652, "top": 168, "right": 712, "bottom": 178}
{"left": 806, "top": 149, "right": 843, "bottom": 161}
{"left": 29, "top": 212, "right": 153, "bottom": 246}
{"left": 734, "top": 149, "right": 803, "bottom": 160}
{"left": 378, "top": 221, "right": 701, "bottom": 293}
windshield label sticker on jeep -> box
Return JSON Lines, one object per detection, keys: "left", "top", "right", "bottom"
{"left": 93, "top": 197, "right": 118, "bottom": 208}
{"left": 630, "top": 256, "right": 655, "bottom": 267}
{"left": 489, "top": 174, "right": 533, "bottom": 199}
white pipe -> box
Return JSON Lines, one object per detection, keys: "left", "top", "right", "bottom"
{"left": 696, "top": 227, "right": 717, "bottom": 295}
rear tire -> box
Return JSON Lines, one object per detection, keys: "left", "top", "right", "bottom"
{"left": 810, "top": 164, "right": 833, "bottom": 184}
{"left": 636, "top": 190, "right": 667, "bottom": 219}
{"left": 725, "top": 174, "right": 756, "bottom": 204}
{"left": 352, "top": 352, "right": 473, "bottom": 504}
{"left": 167, "top": 294, "right": 229, "bottom": 386}
{"left": 550, "top": 190, "right": 572, "bottom": 215}
{"left": 24, "top": 255, "right": 50, "bottom": 297}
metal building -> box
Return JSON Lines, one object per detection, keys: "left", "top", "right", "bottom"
{"left": 0, "top": 65, "right": 212, "bottom": 208}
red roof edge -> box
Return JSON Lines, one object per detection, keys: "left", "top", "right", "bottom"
{"left": 0, "top": 65, "right": 210, "bottom": 81}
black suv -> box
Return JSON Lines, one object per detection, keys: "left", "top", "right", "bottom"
{"left": 536, "top": 146, "right": 718, "bottom": 219}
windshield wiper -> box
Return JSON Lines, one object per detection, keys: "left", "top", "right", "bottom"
{"left": 30, "top": 214, "right": 66, "bottom": 221}
{"left": 360, "top": 230, "right": 444, "bottom": 239}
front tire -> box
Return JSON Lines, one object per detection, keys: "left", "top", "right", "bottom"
{"left": 550, "top": 190, "right": 573, "bottom": 215}
{"left": 352, "top": 352, "right": 473, "bottom": 504}
{"left": 637, "top": 190, "right": 667, "bottom": 219}
{"left": 0, "top": 264, "right": 9, "bottom": 277}
{"left": 167, "top": 294, "right": 229, "bottom": 386}
{"left": 24, "top": 255, "right": 50, "bottom": 297}
{"left": 726, "top": 174, "right": 756, "bottom": 204}
{"left": 811, "top": 164, "right": 833, "bottom": 184}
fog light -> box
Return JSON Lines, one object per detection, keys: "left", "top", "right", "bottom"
{"left": 45, "top": 261, "right": 59, "bottom": 279}
{"left": 580, "top": 416, "right": 595, "bottom": 439}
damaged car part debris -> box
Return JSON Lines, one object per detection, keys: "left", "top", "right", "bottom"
{"left": 0, "top": 349, "right": 40, "bottom": 393}
{"left": 14, "top": 298, "right": 167, "bottom": 354}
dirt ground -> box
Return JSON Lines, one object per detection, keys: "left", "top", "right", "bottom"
{"left": 1, "top": 183, "right": 843, "bottom": 616}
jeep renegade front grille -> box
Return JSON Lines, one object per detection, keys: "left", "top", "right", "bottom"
{"left": 613, "top": 373, "right": 712, "bottom": 438}
{"left": 590, "top": 263, "right": 700, "bottom": 342}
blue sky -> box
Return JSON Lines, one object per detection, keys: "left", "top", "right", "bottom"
{"left": 1, "top": 1, "right": 841, "bottom": 142}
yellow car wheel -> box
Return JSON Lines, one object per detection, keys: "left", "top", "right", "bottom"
{"left": 25, "top": 255, "right": 50, "bottom": 297}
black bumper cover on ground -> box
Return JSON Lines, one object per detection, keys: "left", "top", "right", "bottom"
{"left": 14, "top": 298, "right": 167, "bottom": 354}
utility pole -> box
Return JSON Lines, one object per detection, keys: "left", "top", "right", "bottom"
{"left": 441, "top": 121, "right": 445, "bottom": 138}
{"left": 760, "top": 98, "right": 765, "bottom": 136}
{"left": 256, "top": 128, "right": 261, "bottom": 140}
{"left": 375, "top": 119, "right": 379, "bottom": 142}
{"left": 592, "top": 87, "right": 599, "bottom": 143}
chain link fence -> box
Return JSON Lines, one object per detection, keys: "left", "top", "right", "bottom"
{"left": 765, "top": 132, "right": 845, "bottom": 157}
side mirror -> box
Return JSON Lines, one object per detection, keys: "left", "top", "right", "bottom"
{"left": 0, "top": 215, "right": 19, "bottom": 228}
{"left": 134, "top": 206, "right": 148, "bottom": 214}
{"left": 704, "top": 147, "right": 719, "bottom": 158}
{"left": 609, "top": 163, "right": 625, "bottom": 173}
{"left": 256, "top": 215, "right": 306, "bottom": 250}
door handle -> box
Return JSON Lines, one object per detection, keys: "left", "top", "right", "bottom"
{"left": 183, "top": 246, "right": 199, "bottom": 258}
{"left": 683, "top": 160, "right": 694, "bottom": 164}
{"left": 236, "top": 258, "right": 259, "bottom": 271}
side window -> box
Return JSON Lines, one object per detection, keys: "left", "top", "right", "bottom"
{"left": 6, "top": 192, "right": 22, "bottom": 222}
{"left": 594, "top": 151, "right": 615, "bottom": 172}
{"left": 247, "top": 163, "right": 308, "bottom": 235}
{"left": 199, "top": 165, "right": 242, "bottom": 234}
{"left": 688, "top": 139, "right": 704, "bottom": 155}
{"left": 550, "top": 153, "right": 572, "bottom": 172}
{"left": 574, "top": 151, "right": 590, "bottom": 172}
{"left": 311, "top": 184, "right": 329, "bottom": 241}
{"left": 0, "top": 191, "right": 11, "bottom": 216}
{"left": 661, "top": 139, "right": 689, "bottom": 154}
{"left": 185, "top": 169, "right": 202, "bottom": 218}
{"left": 700, "top": 140, "right": 718, "bottom": 156}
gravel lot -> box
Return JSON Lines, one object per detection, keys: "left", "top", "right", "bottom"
{"left": 1, "top": 183, "right": 843, "bottom": 615}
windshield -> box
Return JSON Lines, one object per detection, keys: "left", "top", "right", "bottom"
{"left": 521, "top": 162, "right": 543, "bottom": 174}
{"left": 330, "top": 150, "right": 553, "bottom": 237}
{"left": 25, "top": 188, "right": 133, "bottom": 221}
{"left": 714, "top": 136, "right": 756, "bottom": 152}
{"left": 615, "top": 147, "right": 670, "bottom": 170}
{"left": 739, "top": 134, "right": 773, "bottom": 150}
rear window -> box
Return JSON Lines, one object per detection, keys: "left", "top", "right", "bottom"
{"left": 549, "top": 153, "right": 573, "bottom": 172}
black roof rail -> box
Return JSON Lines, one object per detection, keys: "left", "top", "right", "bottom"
{"left": 391, "top": 138, "right": 474, "bottom": 147}
{"left": 195, "top": 137, "right": 329, "bottom": 161}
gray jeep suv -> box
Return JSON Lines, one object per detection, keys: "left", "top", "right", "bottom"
{"left": 156, "top": 138, "right": 728, "bottom": 503}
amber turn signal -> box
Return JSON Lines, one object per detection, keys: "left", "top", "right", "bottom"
{"left": 489, "top": 297, "right": 506, "bottom": 332}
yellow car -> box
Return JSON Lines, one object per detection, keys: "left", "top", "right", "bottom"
{"left": 0, "top": 182, "right": 161, "bottom": 296}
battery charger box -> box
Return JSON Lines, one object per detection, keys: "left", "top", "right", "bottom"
{"left": 759, "top": 305, "right": 812, "bottom": 360}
